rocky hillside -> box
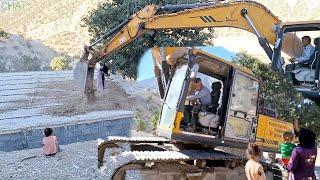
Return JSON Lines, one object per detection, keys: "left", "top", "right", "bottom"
{"left": 0, "top": 0, "right": 105, "bottom": 57}
{"left": 0, "top": 0, "right": 318, "bottom": 59}
{"left": 0, "top": 35, "right": 57, "bottom": 72}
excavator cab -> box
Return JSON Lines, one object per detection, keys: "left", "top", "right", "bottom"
{"left": 155, "top": 48, "right": 259, "bottom": 148}
{"left": 273, "top": 21, "right": 320, "bottom": 99}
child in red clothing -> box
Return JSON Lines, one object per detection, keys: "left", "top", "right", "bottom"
{"left": 42, "top": 128, "right": 58, "bottom": 156}
{"left": 279, "top": 131, "right": 295, "bottom": 165}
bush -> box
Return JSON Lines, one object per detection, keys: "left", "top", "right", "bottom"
{"left": 150, "top": 109, "right": 161, "bottom": 130}
{"left": 146, "top": 95, "right": 152, "bottom": 111}
{"left": 135, "top": 110, "right": 146, "bottom": 131}
{"left": 12, "top": 55, "right": 42, "bottom": 72}
{"left": 0, "top": 30, "right": 9, "bottom": 40}
{"left": 0, "top": 58, "right": 6, "bottom": 72}
{"left": 49, "top": 56, "right": 71, "bottom": 71}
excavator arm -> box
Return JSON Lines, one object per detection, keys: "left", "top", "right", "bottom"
{"left": 75, "top": 1, "right": 284, "bottom": 100}
{"left": 87, "top": 1, "right": 279, "bottom": 65}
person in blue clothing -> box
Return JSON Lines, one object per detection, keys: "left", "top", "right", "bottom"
{"left": 285, "top": 36, "right": 315, "bottom": 85}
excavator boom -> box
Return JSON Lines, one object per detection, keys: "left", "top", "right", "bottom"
{"left": 89, "top": 1, "right": 280, "bottom": 65}
{"left": 76, "top": 1, "right": 292, "bottom": 100}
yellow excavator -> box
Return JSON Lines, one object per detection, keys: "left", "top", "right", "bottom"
{"left": 72, "top": 0, "right": 320, "bottom": 179}
{"left": 96, "top": 47, "right": 293, "bottom": 179}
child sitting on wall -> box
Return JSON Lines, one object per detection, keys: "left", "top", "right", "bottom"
{"left": 43, "top": 128, "right": 58, "bottom": 156}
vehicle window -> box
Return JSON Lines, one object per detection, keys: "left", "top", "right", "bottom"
{"left": 159, "top": 65, "right": 188, "bottom": 127}
{"left": 230, "top": 72, "right": 259, "bottom": 116}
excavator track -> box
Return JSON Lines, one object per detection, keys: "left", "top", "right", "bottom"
{"left": 98, "top": 136, "right": 171, "bottom": 168}
{"left": 100, "top": 136, "right": 283, "bottom": 180}
{"left": 106, "top": 136, "right": 170, "bottom": 143}
{"left": 119, "top": 149, "right": 244, "bottom": 162}
{"left": 111, "top": 149, "right": 246, "bottom": 180}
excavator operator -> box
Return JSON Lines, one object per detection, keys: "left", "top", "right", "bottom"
{"left": 285, "top": 36, "right": 315, "bottom": 85}
{"left": 185, "top": 78, "right": 212, "bottom": 132}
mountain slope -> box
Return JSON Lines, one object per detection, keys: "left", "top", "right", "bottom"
{"left": 0, "top": 0, "right": 105, "bottom": 57}
{"left": 0, "top": 35, "right": 57, "bottom": 72}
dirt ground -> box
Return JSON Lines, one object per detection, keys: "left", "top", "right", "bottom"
{"left": 35, "top": 78, "right": 161, "bottom": 132}
{"left": 38, "top": 80, "right": 133, "bottom": 116}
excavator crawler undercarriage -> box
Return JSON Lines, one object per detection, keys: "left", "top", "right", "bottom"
{"left": 99, "top": 136, "right": 282, "bottom": 180}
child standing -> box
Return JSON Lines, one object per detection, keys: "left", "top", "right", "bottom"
{"left": 245, "top": 143, "right": 266, "bottom": 180}
{"left": 43, "top": 128, "right": 58, "bottom": 156}
{"left": 280, "top": 131, "right": 296, "bottom": 166}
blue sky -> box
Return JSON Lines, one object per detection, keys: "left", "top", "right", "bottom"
{"left": 137, "top": 46, "right": 236, "bottom": 81}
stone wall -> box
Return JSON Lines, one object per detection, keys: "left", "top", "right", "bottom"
{"left": 0, "top": 116, "right": 132, "bottom": 152}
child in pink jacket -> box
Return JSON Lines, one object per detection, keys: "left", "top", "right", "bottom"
{"left": 42, "top": 128, "right": 58, "bottom": 156}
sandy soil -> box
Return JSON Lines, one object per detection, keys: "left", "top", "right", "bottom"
{"left": 40, "top": 80, "right": 134, "bottom": 116}
{"left": 38, "top": 76, "right": 161, "bottom": 132}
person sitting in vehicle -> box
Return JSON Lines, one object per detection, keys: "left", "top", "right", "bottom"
{"left": 286, "top": 36, "right": 315, "bottom": 85}
{"left": 186, "top": 78, "right": 212, "bottom": 131}
{"left": 210, "top": 82, "right": 222, "bottom": 114}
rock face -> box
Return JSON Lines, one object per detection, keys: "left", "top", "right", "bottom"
{"left": 0, "top": 0, "right": 105, "bottom": 57}
{"left": 0, "top": 35, "right": 57, "bottom": 72}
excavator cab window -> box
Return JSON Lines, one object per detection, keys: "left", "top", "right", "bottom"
{"left": 159, "top": 64, "right": 189, "bottom": 130}
{"left": 157, "top": 50, "right": 259, "bottom": 144}
{"left": 178, "top": 61, "right": 260, "bottom": 142}
{"left": 223, "top": 71, "right": 259, "bottom": 142}
{"left": 176, "top": 54, "right": 231, "bottom": 137}
{"left": 180, "top": 71, "right": 223, "bottom": 134}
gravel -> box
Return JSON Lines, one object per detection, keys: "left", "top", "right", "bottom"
{"left": 0, "top": 140, "right": 107, "bottom": 180}
{"left": 0, "top": 131, "right": 150, "bottom": 180}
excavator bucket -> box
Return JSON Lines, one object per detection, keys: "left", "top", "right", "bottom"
{"left": 73, "top": 46, "right": 90, "bottom": 91}
{"left": 73, "top": 61, "right": 88, "bottom": 91}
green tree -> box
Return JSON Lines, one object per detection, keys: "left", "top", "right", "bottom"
{"left": 150, "top": 108, "right": 161, "bottom": 130}
{"left": 0, "top": 57, "right": 6, "bottom": 72}
{"left": 50, "top": 55, "right": 71, "bottom": 71}
{"left": 82, "top": 0, "right": 214, "bottom": 79}
{"left": 233, "top": 51, "right": 320, "bottom": 139}
{"left": 135, "top": 109, "right": 146, "bottom": 131}
{"left": 146, "top": 95, "right": 153, "bottom": 111}
{"left": 12, "top": 55, "right": 42, "bottom": 72}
